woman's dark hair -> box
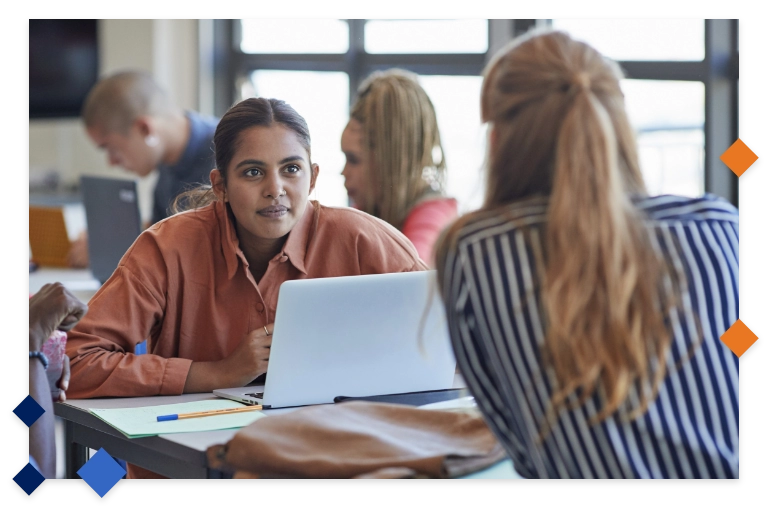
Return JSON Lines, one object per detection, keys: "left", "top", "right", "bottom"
{"left": 172, "top": 97, "right": 312, "bottom": 213}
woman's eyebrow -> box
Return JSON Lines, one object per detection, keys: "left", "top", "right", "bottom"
{"left": 279, "top": 155, "right": 306, "bottom": 164}
{"left": 235, "top": 159, "right": 265, "bottom": 168}
{"left": 235, "top": 156, "right": 305, "bottom": 168}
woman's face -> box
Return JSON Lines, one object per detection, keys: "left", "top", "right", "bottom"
{"left": 213, "top": 124, "right": 318, "bottom": 242}
{"left": 340, "top": 119, "right": 369, "bottom": 209}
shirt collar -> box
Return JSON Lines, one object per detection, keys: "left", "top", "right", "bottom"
{"left": 217, "top": 200, "right": 241, "bottom": 280}
{"left": 281, "top": 200, "right": 314, "bottom": 275}
{"left": 217, "top": 200, "right": 314, "bottom": 279}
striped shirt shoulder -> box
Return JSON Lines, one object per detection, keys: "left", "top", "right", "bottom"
{"left": 453, "top": 194, "right": 738, "bottom": 247}
{"left": 451, "top": 195, "right": 550, "bottom": 245}
{"left": 636, "top": 193, "right": 739, "bottom": 223}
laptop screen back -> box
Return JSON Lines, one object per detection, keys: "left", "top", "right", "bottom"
{"left": 262, "top": 271, "right": 456, "bottom": 408}
{"left": 80, "top": 176, "right": 142, "bottom": 284}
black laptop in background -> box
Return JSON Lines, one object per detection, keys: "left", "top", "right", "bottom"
{"left": 80, "top": 176, "right": 143, "bottom": 284}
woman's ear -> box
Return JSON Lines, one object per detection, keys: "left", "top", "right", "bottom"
{"left": 309, "top": 163, "right": 320, "bottom": 195}
{"left": 210, "top": 168, "right": 227, "bottom": 202}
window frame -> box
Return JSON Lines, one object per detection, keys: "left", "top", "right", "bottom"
{"left": 212, "top": 19, "right": 738, "bottom": 206}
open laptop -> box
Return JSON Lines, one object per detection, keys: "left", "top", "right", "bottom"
{"left": 214, "top": 271, "right": 456, "bottom": 409}
{"left": 80, "top": 176, "right": 143, "bottom": 284}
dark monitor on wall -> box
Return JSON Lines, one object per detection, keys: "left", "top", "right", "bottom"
{"left": 29, "top": 19, "right": 99, "bottom": 119}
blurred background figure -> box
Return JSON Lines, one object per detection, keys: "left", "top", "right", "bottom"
{"left": 67, "top": 70, "right": 218, "bottom": 267}
{"left": 341, "top": 69, "right": 458, "bottom": 266}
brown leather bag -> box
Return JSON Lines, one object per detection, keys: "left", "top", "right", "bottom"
{"left": 207, "top": 401, "right": 506, "bottom": 478}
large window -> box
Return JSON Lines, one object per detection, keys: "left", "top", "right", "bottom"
{"left": 551, "top": 19, "right": 738, "bottom": 205}
{"left": 213, "top": 19, "right": 738, "bottom": 210}
{"left": 216, "top": 19, "right": 493, "bottom": 212}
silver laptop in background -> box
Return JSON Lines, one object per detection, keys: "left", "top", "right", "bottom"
{"left": 80, "top": 176, "right": 142, "bottom": 284}
{"left": 214, "top": 271, "right": 456, "bottom": 409}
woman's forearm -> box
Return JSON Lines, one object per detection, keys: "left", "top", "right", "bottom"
{"left": 183, "top": 360, "right": 234, "bottom": 393}
{"left": 29, "top": 360, "right": 55, "bottom": 479}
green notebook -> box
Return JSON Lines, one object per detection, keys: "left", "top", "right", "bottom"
{"left": 89, "top": 399, "right": 265, "bottom": 438}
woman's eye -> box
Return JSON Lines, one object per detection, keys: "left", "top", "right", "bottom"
{"left": 285, "top": 165, "right": 300, "bottom": 173}
{"left": 245, "top": 168, "right": 262, "bottom": 177}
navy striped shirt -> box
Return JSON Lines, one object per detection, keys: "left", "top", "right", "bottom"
{"left": 440, "top": 194, "right": 739, "bottom": 478}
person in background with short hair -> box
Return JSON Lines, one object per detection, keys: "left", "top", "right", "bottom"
{"left": 29, "top": 284, "right": 88, "bottom": 478}
{"left": 435, "top": 31, "right": 739, "bottom": 478}
{"left": 341, "top": 69, "right": 458, "bottom": 266}
{"left": 65, "top": 97, "right": 427, "bottom": 478}
{"left": 68, "top": 70, "right": 218, "bottom": 267}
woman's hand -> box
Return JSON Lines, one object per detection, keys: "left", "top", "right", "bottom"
{"left": 219, "top": 325, "right": 273, "bottom": 386}
{"left": 29, "top": 283, "right": 88, "bottom": 351}
{"left": 184, "top": 324, "right": 274, "bottom": 393}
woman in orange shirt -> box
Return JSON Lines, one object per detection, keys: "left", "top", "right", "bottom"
{"left": 340, "top": 69, "right": 458, "bottom": 266}
{"left": 66, "top": 97, "right": 426, "bottom": 401}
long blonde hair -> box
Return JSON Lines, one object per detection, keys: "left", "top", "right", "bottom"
{"left": 350, "top": 69, "right": 446, "bottom": 230}
{"left": 436, "top": 31, "right": 679, "bottom": 428}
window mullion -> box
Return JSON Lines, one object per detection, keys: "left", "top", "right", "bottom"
{"left": 347, "top": 19, "right": 366, "bottom": 106}
{"left": 704, "top": 19, "right": 739, "bottom": 206}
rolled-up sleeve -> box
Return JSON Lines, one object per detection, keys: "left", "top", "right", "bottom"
{"left": 66, "top": 234, "right": 192, "bottom": 398}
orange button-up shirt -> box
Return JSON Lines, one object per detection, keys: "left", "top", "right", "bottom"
{"left": 67, "top": 200, "right": 427, "bottom": 399}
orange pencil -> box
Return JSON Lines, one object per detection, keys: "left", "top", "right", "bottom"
{"left": 156, "top": 405, "right": 263, "bottom": 421}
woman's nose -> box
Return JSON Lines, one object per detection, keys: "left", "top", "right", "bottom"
{"left": 263, "top": 173, "right": 284, "bottom": 198}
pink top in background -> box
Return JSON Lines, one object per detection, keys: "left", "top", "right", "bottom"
{"left": 401, "top": 198, "right": 458, "bottom": 266}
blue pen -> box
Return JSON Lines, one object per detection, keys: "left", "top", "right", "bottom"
{"left": 156, "top": 405, "right": 263, "bottom": 422}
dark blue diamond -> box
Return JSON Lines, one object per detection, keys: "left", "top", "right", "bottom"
{"left": 13, "top": 395, "right": 45, "bottom": 427}
{"left": 14, "top": 462, "right": 45, "bottom": 495}
{"left": 77, "top": 448, "right": 126, "bottom": 498}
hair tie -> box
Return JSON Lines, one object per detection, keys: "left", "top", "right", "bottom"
{"left": 573, "top": 72, "right": 591, "bottom": 93}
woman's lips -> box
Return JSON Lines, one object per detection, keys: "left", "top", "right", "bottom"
{"left": 257, "top": 205, "right": 288, "bottom": 219}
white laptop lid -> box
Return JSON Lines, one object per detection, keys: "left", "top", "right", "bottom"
{"left": 257, "top": 270, "right": 456, "bottom": 408}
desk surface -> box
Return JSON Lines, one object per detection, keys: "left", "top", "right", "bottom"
{"left": 56, "top": 389, "right": 521, "bottom": 479}
{"left": 29, "top": 267, "right": 101, "bottom": 302}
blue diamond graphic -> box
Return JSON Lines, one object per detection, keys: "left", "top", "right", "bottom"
{"left": 77, "top": 448, "right": 126, "bottom": 498}
{"left": 13, "top": 395, "right": 45, "bottom": 427}
{"left": 14, "top": 462, "right": 45, "bottom": 495}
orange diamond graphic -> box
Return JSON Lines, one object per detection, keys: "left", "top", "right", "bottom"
{"left": 720, "top": 319, "right": 758, "bottom": 357}
{"left": 720, "top": 139, "right": 758, "bottom": 177}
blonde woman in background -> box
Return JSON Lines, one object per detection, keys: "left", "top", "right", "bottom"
{"left": 341, "top": 69, "right": 458, "bottom": 266}
{"left": 435, "top": 31, "right": 738, "bottom": 478}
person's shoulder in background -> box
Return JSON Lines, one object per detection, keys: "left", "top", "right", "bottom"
{"left": 404, "top": 197, "right": 458, "bottom": 226}
{"left": 401, "top": 197, "right": 459, "bottom": 264}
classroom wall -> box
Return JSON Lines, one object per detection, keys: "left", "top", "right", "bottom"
{"left": 28, "top": 19, "right": 201, "bottom": 223}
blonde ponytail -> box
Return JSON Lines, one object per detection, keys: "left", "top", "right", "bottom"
{"left": 543, "top": 76, "right": 671, "bottom": 426}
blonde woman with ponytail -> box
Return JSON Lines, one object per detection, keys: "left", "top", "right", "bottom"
{"left": 341, "top": 69, "right": 458, "bottom": 266}
{"left": 435, "top": 31, "right": 739, "bottom": 478}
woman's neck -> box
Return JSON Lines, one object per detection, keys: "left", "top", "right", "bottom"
{"left": 234, "top": 222, "right": 286, "bottom": 278}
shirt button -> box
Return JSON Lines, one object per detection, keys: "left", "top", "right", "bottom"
{"left": 256, "top": 303, "right": 264, "bottom": 313}
{"left": 279, "top": 255, "right": 289, "bottom": 263}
